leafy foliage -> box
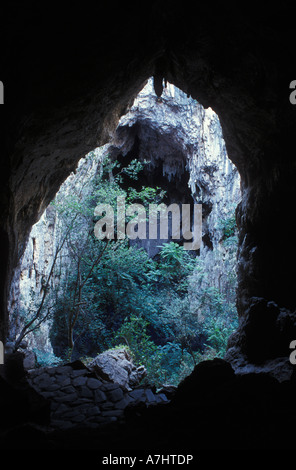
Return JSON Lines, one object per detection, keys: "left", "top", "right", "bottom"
{"left": 218, "top": 212, "right": 237, "bottom": 241}
{"left": 21, "top": 154, "right": 239, "bottom": 386}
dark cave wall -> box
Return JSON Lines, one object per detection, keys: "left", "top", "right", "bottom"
{"left": 2, "top": 3, "right": 296, "bottom": 364}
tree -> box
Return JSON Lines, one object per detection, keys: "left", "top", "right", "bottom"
{"left": 49, "top": 155, "right": 166, "bottom": 360}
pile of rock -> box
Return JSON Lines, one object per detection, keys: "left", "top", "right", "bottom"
{"left": 87, "top": 347, "right": 147, "bottom": 391}
{"left": 27, "top": 353, "right": 170, "bottom": 431}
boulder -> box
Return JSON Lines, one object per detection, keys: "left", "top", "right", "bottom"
{"left": 88, "top": 347, "right": 146, "bottom": 391}
{"left": 22, "top": 349, "right": 37, "bottom": 371}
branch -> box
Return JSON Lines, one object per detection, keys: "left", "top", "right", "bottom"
{"left": 21, "top": 306, "right": 53, "bottom": 338}
{"left": 80, "top": 239, "right": 110, "bottom": 290}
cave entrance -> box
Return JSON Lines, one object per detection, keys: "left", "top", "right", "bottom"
{"left": 8, "top": 78, "right": 241, "bottom": 390}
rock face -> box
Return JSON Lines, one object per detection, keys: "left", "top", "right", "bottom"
{"left": 225, "top": 297, "right": 296, "bottom": 380}
{"left": 7, "top": 150, "right": 104, "bottom": 354}
{"left": 9, "top": 79, "right": 241, "bottom": 355}
{"left": 8, "top": 208, "right": 58, "bottom": 355}
{"left": 110, "top": 78, "right": 241, "bottom": 301}
{"left": 3, "top": 3, "right": 296, "bottom": 451}
{"left": 109, "top": 78, "right": 241, "bottom": 264}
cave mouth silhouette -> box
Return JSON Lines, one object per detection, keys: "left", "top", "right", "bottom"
{"left": 9, "top": 78, "right": 241, "bottom": 390}
{"left": 2, "top": 3, "right": 296, "bottom": 452}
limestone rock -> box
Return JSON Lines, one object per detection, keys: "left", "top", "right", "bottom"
{"left": 88, "top": 347, "right": 146, "bottom": 391}
{"left": 26, "top": 359, "right": 168, "bottom": 432}
{"left": 20, "top": 348, "right": 36, "bottom": 371}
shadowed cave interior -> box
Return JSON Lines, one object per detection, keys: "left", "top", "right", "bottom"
{"left": 1, "top": 2, "right": 296, "bottom": 452}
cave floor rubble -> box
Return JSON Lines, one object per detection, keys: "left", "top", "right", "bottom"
{"left": 26, "top": 361, "right": 170, "bottom": 432}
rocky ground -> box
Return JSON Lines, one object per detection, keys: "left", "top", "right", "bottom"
{"left": 2, "top": 357, "right": 296, "bottom": 452}
{"left": 27, "top": 360, "right": 170, "bottom": 432}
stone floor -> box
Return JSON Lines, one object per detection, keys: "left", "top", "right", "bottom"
{"left": 27, "top": 362, "right": 170, "bottom": 431}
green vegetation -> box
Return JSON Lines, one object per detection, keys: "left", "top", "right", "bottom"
{"left": 15, "top": 153, "right": 238, "bottom": 387}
